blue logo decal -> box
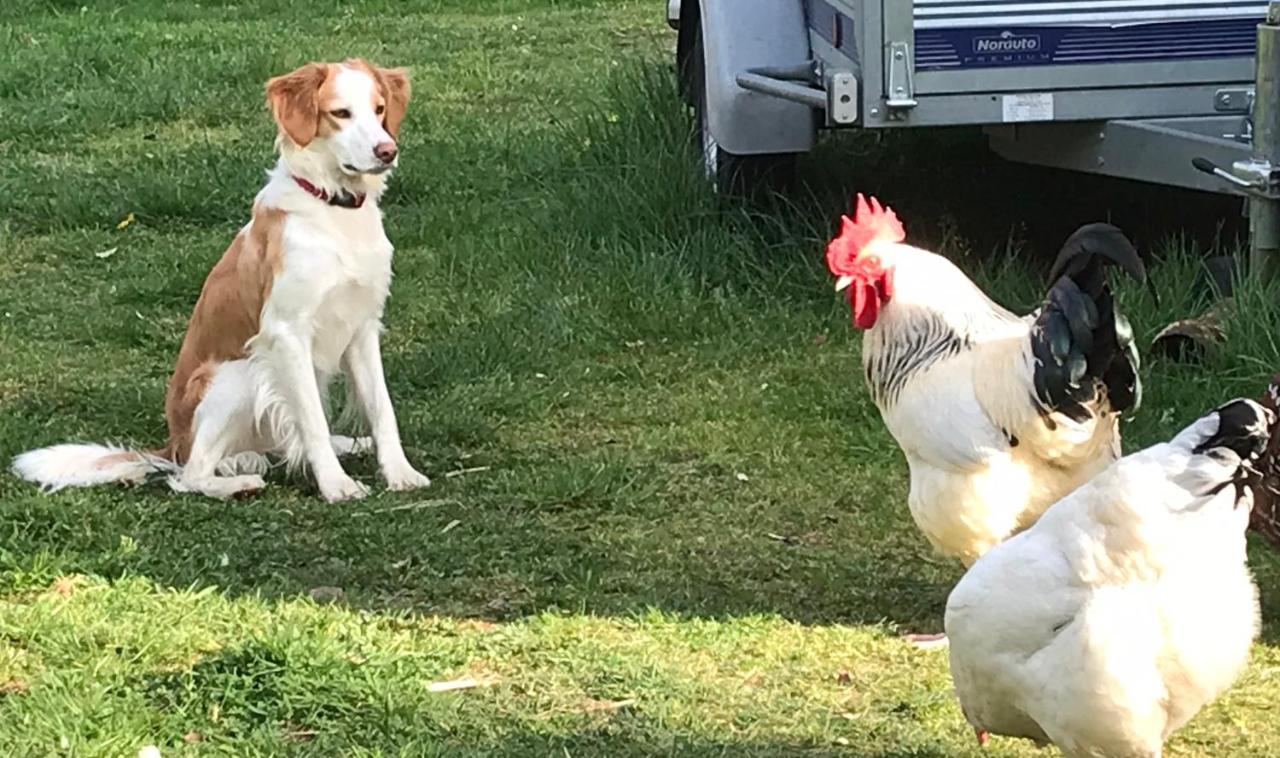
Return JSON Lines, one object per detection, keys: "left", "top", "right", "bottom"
{"left": 973, "top": 30, "right": 1042, "bottom": 56}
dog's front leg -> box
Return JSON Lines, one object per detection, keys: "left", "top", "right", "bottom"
{"left": 343, "top": 322, "right": 431, "bottom": 491}
{"left": 258, "top": 324, "right": 369, "bottom": 502}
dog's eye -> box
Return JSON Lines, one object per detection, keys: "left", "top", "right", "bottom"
{"left": 376, "top": 104, "right": 386, "bottom": 115}
{"left": 330, "top": 108, "right": 351, "bottom": 119}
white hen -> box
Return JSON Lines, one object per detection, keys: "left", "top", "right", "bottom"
{"left": 945, "top": 399, "right": 1270, "bottom": 757}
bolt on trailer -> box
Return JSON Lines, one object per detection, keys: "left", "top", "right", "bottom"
{"left": 668, "top": 0, "right": 1280, "bottom": 275}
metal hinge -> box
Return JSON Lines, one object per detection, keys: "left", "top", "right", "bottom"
{"left": 886, "top": 41, "right": 917, "bottom": 110}
{"left": 1217, "top": 88, "right": 1257, "bottom": 142}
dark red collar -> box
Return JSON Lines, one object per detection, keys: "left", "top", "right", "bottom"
{"left": 293, "top": 176, "right": 366, "bottom": 209}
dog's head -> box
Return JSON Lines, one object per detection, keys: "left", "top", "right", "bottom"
{"left": 266, "top": 59, "right": 410, "bottom": 177}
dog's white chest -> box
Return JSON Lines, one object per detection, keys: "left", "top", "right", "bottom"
{"left": 270, "top": 209, "right": 395, "bottom": 373}
{"left": 310, "top": 279, "right": 385, "bottom": 372}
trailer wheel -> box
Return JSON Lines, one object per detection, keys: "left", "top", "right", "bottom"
{"left": 689, "top": 20, "right": 797, "bottom": 196}
{"left": 675, "top": 2, "right": 697, "bottom": 105}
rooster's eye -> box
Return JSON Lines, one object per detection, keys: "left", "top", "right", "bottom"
{"left": 330, "top": 108, "right": 351, "bottom": 119}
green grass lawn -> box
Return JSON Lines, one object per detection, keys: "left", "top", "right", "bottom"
{"left": 4, "top": 1, "right": 1280, "bottom": 755}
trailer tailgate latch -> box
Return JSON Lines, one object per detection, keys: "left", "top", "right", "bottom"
{"left": 1215, "top": 87, "right": 1255, "bottom": 113}
{"left": 886, "top": 41, "right": 917, "bottom": 111}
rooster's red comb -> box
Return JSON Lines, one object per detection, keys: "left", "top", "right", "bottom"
{"left": 825, "top": 194, "right": 906, "bottom": 275}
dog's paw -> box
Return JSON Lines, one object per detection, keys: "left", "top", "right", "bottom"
{"left": 318, "top": 474, "right": 371, "bottom": 503}
{"left": 170, "top": 473, "right": 266, "bottom": 500}
{"left": 229, "top": 475, "right": 267, "bottom": 500}
{"left": 384, "top": 463, "right": 431, "bottom": 492}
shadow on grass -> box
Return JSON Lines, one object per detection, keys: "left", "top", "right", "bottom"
{"left": 132, "top": 638, "right": 968, "bottom": 757}
{"left": 0, "top": 456, "right": 959, "bottom": 631}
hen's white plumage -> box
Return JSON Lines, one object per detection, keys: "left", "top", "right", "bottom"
{"left": 945, "top": 399, "right": 1268, "bottom": 757}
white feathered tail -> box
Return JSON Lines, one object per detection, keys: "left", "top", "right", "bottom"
{"left": 11, "top": 443, "right": 174, "bottom": 492}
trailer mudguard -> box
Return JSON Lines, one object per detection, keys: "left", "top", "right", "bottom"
{"left": 698, "top": 0, "right": 816, "bottom": 156}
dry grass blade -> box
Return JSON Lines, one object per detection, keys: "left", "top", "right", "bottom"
{"left": 582, "top": 697, "right": 637, "bottom": 712}
{"left": 426, "top": 676, "right": 499, "bottom": 693}
{"left": 351, "top": 498, "right": 458, "bottom": 517}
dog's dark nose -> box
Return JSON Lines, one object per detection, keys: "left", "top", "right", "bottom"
{"left": 374, "top": 141, "right": 398, "bottom": 164}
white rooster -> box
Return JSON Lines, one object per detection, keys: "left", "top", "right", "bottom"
{"left": 826, "top": 196, "right": 1146, "bottom": 569}
{"left": 945, "top": 398, "right": 1269, "bottom": 757}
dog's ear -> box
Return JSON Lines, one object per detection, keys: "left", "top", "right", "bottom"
{"left": 266, "top": 63, "right": 327, "bottom": 147}
{"left": 375, "top": 66, "right": 411, "bottom": 139}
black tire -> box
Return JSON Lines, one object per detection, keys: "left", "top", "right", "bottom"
{"left": 687, "top": 18, "right": 797, "bottom": 197}
{"left": 675, "top": 4, "right": 697, "bottom": 105}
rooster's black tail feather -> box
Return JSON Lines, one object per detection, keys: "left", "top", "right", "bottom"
{"left": 1047, "top": 223, "right": 1146, "bottom": 294}
{"left": 1031, "top": 224, "right": 1144, "bottom": 422}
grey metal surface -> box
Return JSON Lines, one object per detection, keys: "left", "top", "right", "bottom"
{"left": 808, "top": 31, "right": 857, "bottom": 75}
{"left": 698, "top": 0, "right": 815, "bottom": 156}
{"left": 1251, "top": 3, "right": 1280, "bottom": 278}
{"left": 822, "top": 1, "right": 1263, "bottom": 127}
{"left": 987, "top": 118, "right": 1253, "bottom": 195}
{"left": 856, "top": 1, "right": 887, "bottom": 124}
{"left": 736, "top": 71, "right": 827, "bottom": 110}
{"left": 681, "top": 0, "right": 1271, "bottom": 200}
{"left": 916, "top": 59, "right": 1258, "bottom": 98}
{"left": 912, "top": 0, "right": 1268, "bottom": 26}
{"left": 865, "top": 84, "right": 1262, "bottom": 129}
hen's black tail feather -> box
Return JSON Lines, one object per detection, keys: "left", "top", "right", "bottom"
{"left": 1030, "top": 224, "right": 1145, "bottom": 423}
{"left": 1193, "top": 399, "right": 1273, "bottom": 500}
{"left": 1194, "top": 399, "right": 1272, "bottom": 460}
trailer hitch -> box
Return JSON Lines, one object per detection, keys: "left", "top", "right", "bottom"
{"left": 1192, "top": 157, "right": 1280, "bottom": 199}
{"left": 1197, "top": 2, "right": 1280, "bottom": 282}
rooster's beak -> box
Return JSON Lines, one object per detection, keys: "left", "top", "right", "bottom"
{"left": 835, "top": 275, "right": 854, "bottom": 292}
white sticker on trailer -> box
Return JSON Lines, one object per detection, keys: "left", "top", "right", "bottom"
{"left": 1002, "top": 93, "right": 1054, "bottom": 122}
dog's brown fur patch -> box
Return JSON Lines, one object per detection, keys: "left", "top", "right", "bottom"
{"left": 162, "top": 205, "right": 286, "bottom": 462}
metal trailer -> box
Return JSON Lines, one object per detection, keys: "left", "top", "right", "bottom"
{"left": 667, "top": 0, "right": 1280, "bottom": 275}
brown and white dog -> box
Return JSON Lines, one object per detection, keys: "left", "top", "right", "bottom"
{"left": 12, "top": 59, "right": 431, "bottom": 502}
